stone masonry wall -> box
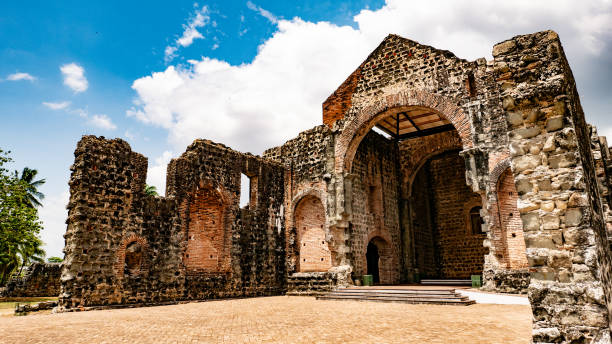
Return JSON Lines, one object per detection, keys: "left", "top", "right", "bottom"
{"left": 494, "top": 30, "right": 612, "bottom": 343}
{"left": 59, "top": 136, "right": 286, "bottom": 311}
{"left": 0, "top": 263, "right": 61, "bottom": 298}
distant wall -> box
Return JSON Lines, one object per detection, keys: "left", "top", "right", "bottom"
{"left": 0, "top": 263, "right": 61, "bottom": 298}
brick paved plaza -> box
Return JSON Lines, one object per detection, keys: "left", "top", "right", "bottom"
{"left": 0, "top": 296, "right": 531, "bottom": 343}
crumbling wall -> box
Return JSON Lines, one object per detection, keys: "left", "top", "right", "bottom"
{"left": 0, "top": 263, "right": 61, "bottom": 298}
{"left": 59, "top": 136, "right": 286, "bottom": 311}
{"left": 494, "top": 30, "right": 612, "bottom": 343}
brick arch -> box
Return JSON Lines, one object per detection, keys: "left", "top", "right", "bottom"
{"left": 294, "top": 194, "right": 331, "bottom": 272}
{"left": 183, "top": 180, "right": 233, "bottom": 274}
{"left": 489, "top": 158, "right": 512, "bottom": 192}
{"left": 114, "top": 234, "right": 149, "bottom": 279}
{"left": 335, "top": 90, "right": 472, "bottom": 174}
{"left": 405, "top": 146, "right": 463, "bottom": 198}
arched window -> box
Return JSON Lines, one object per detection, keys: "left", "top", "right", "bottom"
{"left": 470, "top": 206, "right": 484, "bottom": 235}
{"left": 124, "top": 241, "right": 143, "bottom": 277}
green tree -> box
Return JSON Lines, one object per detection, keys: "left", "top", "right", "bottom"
{"left": 47, "top": 256, "right": 63, "bottom": 263}
{"left": 0, "top": 150, "right": 45, "bottom": 285}
{"left": 144, "top": 184, "right": 158, "bottom": 196}
{"left": 13, "top": 167, "right": 45, "bottom": 208}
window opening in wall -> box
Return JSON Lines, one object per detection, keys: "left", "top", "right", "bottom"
{"left": 240, "top": 173, "right": 250, "bottom": 208}
{"left": 470, "top": 206, "right": 484, "bottom": 235}
{"left": 124, "top": 241, "right": 143, "bottom": 277}
{"left": 466, "top": 72, "right": 477, "bottom": 98}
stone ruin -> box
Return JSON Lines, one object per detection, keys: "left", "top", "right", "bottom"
{"left": 58, "top": 30, "right": 612, "bottom": 343}
{"left": 0, "top": 263, "right": 61, "bottom": 298}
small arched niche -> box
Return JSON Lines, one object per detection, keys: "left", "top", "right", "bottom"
{"left": 294, "top": 195, "right": 331, "bottom": 272}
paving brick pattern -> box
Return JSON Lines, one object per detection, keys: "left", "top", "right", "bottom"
{"left": 0, "top": 296, "right": 531, "bottom": 343}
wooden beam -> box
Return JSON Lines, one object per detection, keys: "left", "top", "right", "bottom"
{"left": 396, "top": 114, "right": 400, "bottom": 141}
{"left": 398, "top": 124, "right": 455, "bottom": 141}
{"left": 374, "top": 124, "right": 397, "bottom": 138}
{"left": 403, "top": 112, "right": 422, "bottom": 132}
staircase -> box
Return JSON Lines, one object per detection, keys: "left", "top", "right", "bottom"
{"left": 420, "top": 279, "right": 472, "bottom": 286}
{"left": 316, "top": 288, "right": 475, "bottom": 306}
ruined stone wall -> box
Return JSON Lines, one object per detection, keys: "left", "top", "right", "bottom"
{"left": 0, "top": 263, "right": 61, "bottom": 298}
{"left": 494, "top": 30, "right": 612, "bottom": 343}
{"left": 60, "top": 136, "right": 286, "bottom": 311}
{"left": 349, "top": 131, "right": 400, "bottom": 283}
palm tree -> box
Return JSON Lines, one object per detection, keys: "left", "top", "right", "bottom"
{"left": 144, "top": 184, "right": 158, "bottom": 196}
{"left": 13, "top": 167, "right": 45, "bottom": 208}
{"left": 17, "top": 238, "right": 45, "bottom": 275}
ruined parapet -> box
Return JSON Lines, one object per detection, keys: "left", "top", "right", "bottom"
{"left": 59, "top": 136, "right": 287, "bottom": 311}
{"left": 494, "top": 30, "right": 612, "bottom": 343}
{"left": 0, "top": 263, "right": 61, "bottom": 298}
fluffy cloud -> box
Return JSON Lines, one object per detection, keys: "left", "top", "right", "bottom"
{"left": 130, "top": 0, "right": 612, "bottom": 159}
{"left": 38, "top": 190, "right": 70, "bottom": 258}
{"left": 146, "top": 151, "right": 174, "bottom": 196}
{"left": 42, "top": 101, "right": 71, "bottom": 110}
{"left": 6, "top": 72, "right": 36, "bottom": 81}
{"left": 165, "top": 5, "right": 209, "bottom": 62}
{"left": 89, "top": 114, "right": 117, "bottom": 130}
{"left": 60, "top": 63, "right": 88, "bottom": 93}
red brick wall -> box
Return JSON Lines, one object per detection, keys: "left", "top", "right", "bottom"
{"left": 295, "top": 195, "right": 331, "bottom": 272}
{"left": 322, "top": 67, "right": 362, "bottom": 127}
{"left": 184, "top": 186, "right": 228, "bottom": 272}
{"left": 497, "top": 169, "right": 528, "bottom": 269}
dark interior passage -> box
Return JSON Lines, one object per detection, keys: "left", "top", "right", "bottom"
{"left": 366, "top": 241, "right": 380, "bottom": 284}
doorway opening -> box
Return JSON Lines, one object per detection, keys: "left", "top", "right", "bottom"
{"left": 366, "top": 241, "right": 380, "bottom": 284}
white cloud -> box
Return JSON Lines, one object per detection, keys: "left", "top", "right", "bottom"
{"left": 43, "top": 101, "right": 71, "bottom": 110}
{"left": 165, "top": 5, "right": 209, "bottom": 62}
{"left": 146, "top": 151, "right": 174, "bottom": 196}
{"left": 60, "top": 63, "right": 88, "bottom": 93}
{"left": 247, "top": 1, "right": 278, "bottom": 24}
{"left": 89, "top": 114, "right": 117, "bottom": 130}
{"left": 38, "top": 190, "right": 70, "bottom": 259}
{"left": 6, "top": 72, "right": 36, "bottom": 82}
{"left": 130, "top": 0, "right": 612, "bottom": 156}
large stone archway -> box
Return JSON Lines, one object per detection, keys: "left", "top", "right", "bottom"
{"left": 335, "top": 90, "right": 473, "bottom": 175}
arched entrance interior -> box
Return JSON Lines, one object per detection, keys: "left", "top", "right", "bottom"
{"left": 410, "top": 150, "right": 487, "bottom": 279}
{"left": 345, "top": 104, "right": 488, "bottom": 283}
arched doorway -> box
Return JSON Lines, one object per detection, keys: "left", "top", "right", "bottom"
{"left": 366, "top": 241, "right": 380, "bottom": 283}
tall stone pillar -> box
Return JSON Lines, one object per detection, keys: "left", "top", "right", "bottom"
{"left": 494, "top": 30, "right": 612, "bottom": 343}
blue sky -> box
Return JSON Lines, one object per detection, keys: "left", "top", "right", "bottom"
{"left": 1, "top": 0, "right": 611, "bottom": 258}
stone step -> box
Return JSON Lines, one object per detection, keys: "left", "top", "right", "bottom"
{"left": 325, "top": 292, "right": 469, "bottom": 300}
{"left": 420, "top": 279, "right": 472, "bottom": 286}
{"left": 317, "top": 288, "right": 475, "bottom": 306}
{"left": 317, "top": 295, "right": 475, "bottom": 306}
{"left": 341, "top": 288, "right": 457, "bottom": 295}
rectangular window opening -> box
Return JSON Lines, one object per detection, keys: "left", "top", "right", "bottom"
{"left": 240, "top": 173, "right": 258, "bottom": 209}
{"left": 240, "top": 173, "right": 250, "bottom": 208}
